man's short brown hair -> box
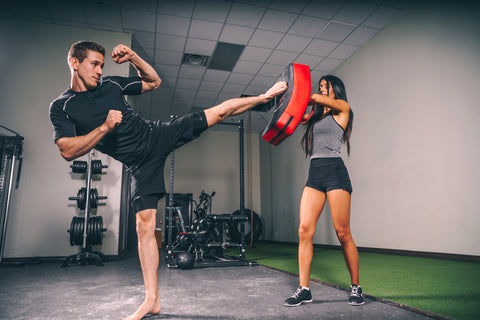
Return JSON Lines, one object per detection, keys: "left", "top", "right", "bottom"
{"left": 68, "top": 41, "right": 105, "bottom": 65}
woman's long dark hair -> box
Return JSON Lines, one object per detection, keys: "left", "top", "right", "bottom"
{"left": 301, "top": 75, "right": 353, "bottom": 156}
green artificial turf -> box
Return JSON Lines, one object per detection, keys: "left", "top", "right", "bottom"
{"left": 227, "top": 241, "right": 480, "bottom": 320}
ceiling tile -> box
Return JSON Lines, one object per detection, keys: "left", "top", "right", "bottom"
{"left": 84, "top": 2, "right": 122, "bottom": 28}
{"left": 237, "top": 0, "right": 270, "bottom": 8}
{"left": 152, "top": 86, "right": 175, "bottom": 98}
{"left": 288, "top": 15, "right": 328, "bottom": 37}
{"left": 294, "top": 54, "right": 323, "bottom": 69}
{"left": 154, "top": 50, "right": 183, "bottom": 66}
{"left": 327, "top": 43, "right": 360, "bottom": 60}
{"left": 155, "top": 34, "right": 186, "bottom": 52}
{"left": 219, "top": 24, "right": 255, "bottom": 45}
{"left": 226, "top": 73, "right": 254, "bottom": 85}
{"left": 174, "top": 88, "right": 196, "bottom": 104}
{"left": 121, "top": 0, "right": 157, "bottom": 13}
{"left": 175, "top": 78, "right": 201, "bottom": 90}
{"left": 343, "top": 26, "right": 379, "bottom": 46}
{"left": 244, "top": 84, "right": 267, "bottom": 96}
{"left": 122, "top": 9, "right": 156, "bottom": 32}
{"left": 248, "top": 29, "right": 284, "bottom": 49}
{"left": 188, "top": 19, "right": 223, "bottom": 41}
{"left": 232, "top": 60, "right": 263, "bottom": 74}
{"left": 362, "top": 5, "right": 404, "bottom": 29}
{"left": 48, "top": 0, "right": 88, "bottom": 24}
{"left": 157, "top": 0, "right": 194, "bottom": 17}
{"left": 315, "top": 58, "right": 343, "bottom": 72}
{"left": 185, "top": 38, "right": 217, "bottom": 56}
{"left": 4, "top": 0, "right": 50, "bottom": 21}
{"left": 303, "top": 39, "right": 339, "bottom": 56}
{"left": 194, "top": 91, "right": 218, "bottom": 107}
{"left": 156, "top": 13, "right": 190, "bottom": 36}
{"left": 179, "top": 65, "right": 206, "bottom": 80}
{"left": 266, "top": 51, "right": 299, "bottom": 66}
{"left": 268, "top": 0, "right": 310, "bottom": 14}
{"left": 155, "top": 64, "right": 180, "bottom": 78}
{"left": 216, "top": 92, "right": 238, "bottom": 103}
{"left": 318, "top": 21, "right": 356, "bottom": 42}
{"left": 257, "top": 9, "right": 297, "bottom": 33}
{"left": 130, "top": 30, "right": 156, "bottom": 50}
{"left": 199, "top": 80, "right": 225, "bottom": 92}
{"left": 226, "top": 2, "right": 266, "bottom": 27}
{"left": 193, "top": 0, "right": 232, "bottom": 23}
{"left": 240, "top": 46, "right": 273, "bottom": 63}
{"left": 250, "top": 75, "right": 277, "bottom": 87}
{"left": 333, "top": 0, "right": 378, "bottom": 25}
{"left": 302, "top": 1, "right": 346, "bottom": 19}
{"left": 383, "top": 0, "right": 411, "bottom": 10}
{"left": 203, "top": 69, "right": 231, "bottom": 82}
{"left": 83, "top": 0, "right": 120, "bottom": 6}
{"left": 157, "top": 77, "right": 178, "bottom": 89}
{"left": 276, "top": 34, "right": 312, "bottom": 53}
{"left": 221, "top": 83, "right": 247, "bottom": 95}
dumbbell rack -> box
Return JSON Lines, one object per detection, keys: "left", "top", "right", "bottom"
{"left": 63, "top": 151, "right": 108, "bottom": 267}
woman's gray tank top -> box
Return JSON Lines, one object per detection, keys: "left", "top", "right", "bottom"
{"left": 310, "top": 113, "right": 344, "bottom": 159}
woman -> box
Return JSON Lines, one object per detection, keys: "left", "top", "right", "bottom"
{"left": 283, "top": 75, "right": 364, "bottom": 307}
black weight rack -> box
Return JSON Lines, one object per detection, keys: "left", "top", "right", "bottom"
{"left": 63, "top": 150, "right": 108, "bottom": 267}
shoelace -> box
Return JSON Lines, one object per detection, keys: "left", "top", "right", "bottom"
{"left": 292, "top": 287, "right": 303, "bottom": 298}
{"left": 351, "top": 286, "right": 360, "bottom": 296}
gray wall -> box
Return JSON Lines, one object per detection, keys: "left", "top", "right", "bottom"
{"left": 261, "top": 1, "right": 480, "bottom": 256}
{"left": 0, "top": 19, "right": 130, "bottom": 258}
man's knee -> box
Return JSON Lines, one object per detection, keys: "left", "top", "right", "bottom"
{"left": 136, "top": 209, "right": 156, "bottom": 236}
{"left": 204, "top": 107, "right": 228, "bottom": 126}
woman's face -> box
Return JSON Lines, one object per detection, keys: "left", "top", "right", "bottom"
{"left": 319, "top": 79, "right": 335, "bottom": 98}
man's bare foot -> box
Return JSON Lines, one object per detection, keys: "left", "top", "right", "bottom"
{"left": 264, "top": 81, "right": 288, "bottom": 100}
{"left": 125, "top": 298, "right": 161, "bottom": 320}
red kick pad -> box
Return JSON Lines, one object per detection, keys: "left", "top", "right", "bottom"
{"left": 262, "top": 63, "right": 311, "bottom": 146}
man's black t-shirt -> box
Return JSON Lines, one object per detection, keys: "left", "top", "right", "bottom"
{"left": 49, "top": 75, "right": 208, "bottom": 203}
{"left": 49, "top": 76, "right": 152, "bottom": 166}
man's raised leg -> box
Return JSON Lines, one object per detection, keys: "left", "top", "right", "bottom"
{"left": 204, "top": 81, "right": 287, "bottom": 127}
{"left": 125, "top": 209, "right": 161, "bottom": 320}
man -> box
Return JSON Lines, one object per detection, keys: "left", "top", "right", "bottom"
{"left": 49, "top": 41, "right": 287, "bottom": 320}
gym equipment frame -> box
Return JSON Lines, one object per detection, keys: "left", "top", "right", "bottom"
{"left": 165, "top": 119, "right": 258, "bottom": 268}
{"left": 0, "top": 125, "right": 23, "bottom": 264}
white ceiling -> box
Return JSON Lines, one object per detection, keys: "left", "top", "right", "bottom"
{"left": 3, "top": 0, "right": 410, "bottom": 133}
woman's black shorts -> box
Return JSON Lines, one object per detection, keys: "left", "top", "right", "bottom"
{"left": 305, "top": 157, "right": 352, "bottom": 194}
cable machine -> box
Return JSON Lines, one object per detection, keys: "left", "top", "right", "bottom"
{"left": 165, "top": 119, "right": 258, "bottom": 268}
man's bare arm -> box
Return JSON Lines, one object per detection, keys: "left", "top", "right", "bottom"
{"left": 111, "top": 44, "right": 161, "bottom": 93}
{"left": 56, "top": 110, "right": 122, "bottom": 161}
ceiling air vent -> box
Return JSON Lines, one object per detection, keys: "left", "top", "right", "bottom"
{"left": 182, "top": 53, "right": 209, "bottom": 67}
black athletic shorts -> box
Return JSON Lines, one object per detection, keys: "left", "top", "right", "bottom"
{"left": 305, "top": 157, "right": 352, "bottom": 194}
{"left": 130, "top": 111, "right": 208, "bottom": 212}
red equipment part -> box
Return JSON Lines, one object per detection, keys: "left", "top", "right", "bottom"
{"left": 262, "top": 63, "right": 311, "bottom": 146}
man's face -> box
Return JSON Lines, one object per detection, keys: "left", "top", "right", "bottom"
{"left": 73, "top": 50, "right": 104, "bottom": 90}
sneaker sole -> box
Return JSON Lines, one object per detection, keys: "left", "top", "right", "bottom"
{"left": 348, "top": 301, "right": 365, "bottom": 306}
{"left": 283, "top": 299, "right": 313, "bottom": 307}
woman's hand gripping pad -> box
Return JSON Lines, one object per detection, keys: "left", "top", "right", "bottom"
{"left": 262, "top": 63, "right": 311, "bottom": 146}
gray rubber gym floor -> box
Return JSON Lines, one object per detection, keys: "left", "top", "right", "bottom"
{"left": 0, "top": 252, "right": 438, "bottom": 320}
